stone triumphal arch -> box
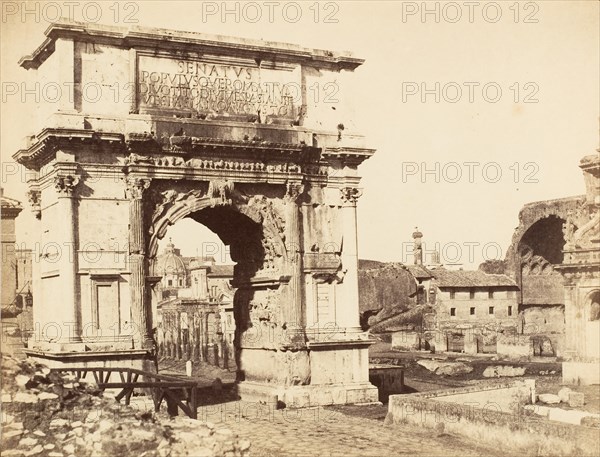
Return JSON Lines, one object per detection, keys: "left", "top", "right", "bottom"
{"left": 14, "top": 21, "right": 378, "bottom": 405}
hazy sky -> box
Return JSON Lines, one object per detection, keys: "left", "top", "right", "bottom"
{"left": 1, "top": 1, "right": 598, "bottom": 267}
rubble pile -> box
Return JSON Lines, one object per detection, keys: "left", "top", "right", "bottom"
{"left": 1, "top": 355, "right": 250, "bottom": 457}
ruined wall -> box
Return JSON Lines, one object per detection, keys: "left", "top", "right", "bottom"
{"left": 386, "top": 381, "right": 598, "bottom": 456}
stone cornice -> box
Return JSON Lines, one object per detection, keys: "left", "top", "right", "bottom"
{"left": 322, "top": 146, "right": 376, "bottom": 167}
{"left": 126, "top": 132, "right": 322, "bottom": 161}
{"left": 20, "top": 20, "right": 364, "bottom": 72}
{"left": 14, "top": 128, "right": 375, "bottom": 187}
{"left": 13, "top": 129, "right": 124, "bottom": 170}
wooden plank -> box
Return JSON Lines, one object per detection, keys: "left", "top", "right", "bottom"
{"left": 153, "top": 390, "right": 164, "bottom": 412}
{"left": 189, "top": 387, "right": 198, "bottom": 419}
{"left": 163, "top": 389, "right": 191, "bottom": 417}
{"left": 100, "top": 382, "right": 194, "bottom": 389}
{"left": 125, "top": 388, "right": 133, "bottom": 405}
{"left": 115, "top": 388, "right": 129, "bottom": 402}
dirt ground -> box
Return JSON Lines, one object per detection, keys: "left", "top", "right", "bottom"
{"left": 156, "top": 344, "right": 598, "bottom": 416}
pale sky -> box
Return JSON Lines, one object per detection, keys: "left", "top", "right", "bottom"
{"left": 1, "top": 1, "right": 598, "bottom": 267}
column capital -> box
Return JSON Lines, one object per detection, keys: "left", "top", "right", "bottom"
{"left": 27, "top": 190, "right": 41, "bottom": 219}
{"left": 340, "top": 187, "right": 362, "bottom": 205}
{"left": 54, "top": 174, "right": 80, "bottom": 197}
{"left": 125, "top": 177, "right": 151, "bottom": 200}
{"left": 285, "top": 181, "right": 305, "bottom": 203}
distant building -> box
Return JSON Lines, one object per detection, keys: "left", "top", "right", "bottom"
{"left": 150, "top": 239, "right": 235, "bottom": 365}
{"left": 427, "top": 268, "right": 519, "bottom": 354}
{"left": 1, "top": 188, "right": 22, "bottom": 318}
{"left": 390, "top": 230, "right": 520, "bottom": 355}
{"left": 1, "top": 189, "right": 29, "bottom": 358}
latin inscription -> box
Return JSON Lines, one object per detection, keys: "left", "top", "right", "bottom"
{"left": 138, "top": 56, "right": 298, "bottom": 118}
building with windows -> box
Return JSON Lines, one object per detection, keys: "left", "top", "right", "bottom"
{"left": 388, "top": 230, "right": 520, "bottom": 354}
{"left": 428, "top": 268, "right": 520, "bottom": 353}
{"left": 150, "top": 240, "right": 235, "bottom": 365}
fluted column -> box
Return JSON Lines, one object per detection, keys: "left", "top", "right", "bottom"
{"left": 285, "top": 181, "right": 305, "bottom": 330}
{"left": 339, "top": 187, "right": 363, "bottom": 333}
{"left": 54, "top": 175, "right": 81, "bottom": 343}
{"left": 26, "top": 189, "right": 42, "bottom": 344}
{"left": 125, "top": 177, "right": 152, "bottom": 349}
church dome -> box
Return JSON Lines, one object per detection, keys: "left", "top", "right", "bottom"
{"left": 152, "top": 239, "right": 187, "bottom": 278}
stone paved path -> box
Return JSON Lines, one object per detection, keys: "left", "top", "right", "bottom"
{"left": 199, "top": 402, "right": 505, "bottom": 457}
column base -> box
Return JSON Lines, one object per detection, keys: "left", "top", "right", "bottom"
{"left": 236, "top": 380, "right": 379, "bottom": 408}
{"left": 235, "top": 338, "right": 379, "bottom": 407}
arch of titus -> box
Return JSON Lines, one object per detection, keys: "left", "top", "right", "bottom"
{"left": 14, "top": 21, "right": 378, "bottom": 406}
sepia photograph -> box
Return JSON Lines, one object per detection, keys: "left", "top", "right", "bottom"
{"left": 1, "top": 1, "right": 598, "bottom": 456}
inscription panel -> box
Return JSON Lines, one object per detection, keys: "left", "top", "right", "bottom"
{"left": 137, "top": 55, "right": 301, "bottom": 121}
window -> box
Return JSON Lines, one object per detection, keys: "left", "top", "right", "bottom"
{"left": 450, "top": 291, "right": 456, "bottom": 299}
{"left": 508, "top": 306, "right": 513, "bottom": 316}
{"left": 470, "top": 307, "right": 475, "bottom": 315}
{"left": 450, "top": 308, "right": 456, "bottom": 317}
{"left": 168, "top": 279, "right": 173, "bottom": 286}
{"left": 469, "top": 288, "right": 475, "bottom": 299}
{"left": 489, "top": 306, "right": 494, "bottom": 315}
{"left": 488, "top": 290, "right": 494, "bottom": 299}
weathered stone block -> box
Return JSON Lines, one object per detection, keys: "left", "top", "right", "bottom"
{"left": 538, "top": 393, "right": 560, "bottom": 404}
{"left": 568, "top": 391, "right": 585, "bottom": 408}
{"left": 557, "top": 387, "right": 572, "bottom": 403}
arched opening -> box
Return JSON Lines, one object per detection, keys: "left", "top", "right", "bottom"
{"left": 149, "top": 204, "right": 266, "bottom": 390}
{"left": 519, "top": 216, "right": 566, "bottom": 266}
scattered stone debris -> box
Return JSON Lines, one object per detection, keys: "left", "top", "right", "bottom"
{"left": 537, "top": 389, "right": 587, "bottom": 410}
{"left": 1, "top": 355, "right": 250, "bottom": 457}
{"left": 482, "top": 366, "right": 526, "bottom": 378}
{"left": 557, "top": 387, "right": 572, "bottom": 403}
{"left": 538, "top": 393, "right": 561, "bottom": 404}
{"left": 416, "top": 360, "right": 473, "bottom": 376}
{"left": 537, "top": 370, "right": 557, "bottom": 376}
{"left": 568, "top": 391, "right": 585, "bottom": 408}
{"left": 581, "top": 416, "right": 600, "bottom": 428}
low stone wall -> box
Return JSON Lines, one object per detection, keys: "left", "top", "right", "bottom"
{"left": 496, "top": 334, "right": 532, "bottom": 358}
{"left": 386, "top": 380, "right": 598, "bottom": 456}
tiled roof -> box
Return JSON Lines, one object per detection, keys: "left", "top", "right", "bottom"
{"left": 405, "top": 265, "right": 434, "bottom": 280}
{"left": 432, "top": 268, "right": 517, "bottom": 288}
{"left": 208, "top": 264, "right": 234, "bottom": 277}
